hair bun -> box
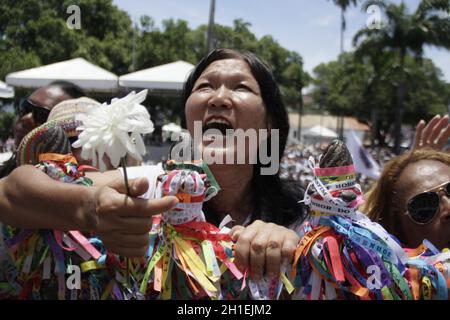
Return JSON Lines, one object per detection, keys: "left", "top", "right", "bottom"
{"left": 319, "top": 139, "right": 354, "bottom": 168}
{"left": 318, "top": 139, "right": 357, "bottom": 202}
{"left": 16, "top": 121, "right": 71, "bottom": 166}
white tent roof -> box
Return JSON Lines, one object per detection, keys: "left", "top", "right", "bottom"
{"left": 0, "top": 152, "right": 13, "bottom": 164}
{"left": 303, "top": 125, "right": 338, "bottom": 138}
{"left": 162, "top": 122, "right": 182, "bottom": 133}
{"left": 119, "top": 61, "right": 194, "bottom": 90}
{"left": 0, "top": 80, "right": 14, "bottom": 99}
{"left": 6, "top": 58, "right": 118, "bottom": 91}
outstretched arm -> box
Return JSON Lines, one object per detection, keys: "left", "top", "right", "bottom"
{"left": 0, "top": 165, "right": 178, "bottom": 257}
{"left": 0, "top": 165, "right": 96, "bottom": 230}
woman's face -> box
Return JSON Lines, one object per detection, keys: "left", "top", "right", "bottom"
{"left": 392, "top": 160, "right": 450, "bottom": 249}
{"left": 185, "top": 59, "right": 269, "bottom": 164}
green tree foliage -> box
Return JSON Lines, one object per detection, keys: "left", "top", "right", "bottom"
{"left": 0, "top": 112, "right": 15, "bottom": 141}
{"left": 136, "top": 17, "right": 310, "bottom": 118}
{"left": 0, "top": 1, "right": 309, "bottom": 123}
{"left": 329, "top": 0, "right": 360, "bottom": 51}
{"left": 0, "top": 0, "right": 133, "bottom": 77}
{"left": 353, "top": 0, "right": 450, "bottom": 152}
{"left": 312, "top": 51, "right": 449, "bottom": 145}
{"left": 136, "top": 17, "right": 309, "bottom": 106}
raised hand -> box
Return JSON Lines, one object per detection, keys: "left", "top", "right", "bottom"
{"left": 412, "top": 114, "right": 450, "bottom": 152}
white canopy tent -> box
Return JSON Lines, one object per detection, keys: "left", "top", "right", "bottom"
{"left": 302, "top": 125, "right": 338, "bottom": 145}
{"left": 0, "top": 152, "right": 13, "bottom": 164}
{"left": 119, "top": 61, "right": 194, "bottom": 91}
{"left": 6, "top": 58, "right": 119, "bottom": 91}
{"left": 303, "top": 125, "right": 338, "bottom": 138}
{"left": 0, "top": 81, "right": 14, "bottom": 99}
{"left": 162, "top": 122, "right": 182, "bottom": 133}
{"left": 162, "top": 122, "right": 182, "bottom": 141}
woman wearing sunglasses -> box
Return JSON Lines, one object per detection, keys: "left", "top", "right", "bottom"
{"left": 364, "top": 149, "right": 450, "bottom": 250}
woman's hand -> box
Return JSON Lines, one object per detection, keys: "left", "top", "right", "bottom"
{"left": 412, "top": 114, "right": 450, "bottom": 152}
{"left": 230, "top": 220, "right": 299, "bottom": 281}
{"left": 91, "top": 177, "right": 178, "bottom": 258}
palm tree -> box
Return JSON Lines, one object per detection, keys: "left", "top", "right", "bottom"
{"left": 329, "top": 0, "right": 359, "bottom": 138}
{"left": 354, "top": 45, "right": 397, "bottom": 147}
{"left": 330, "top": 0, "right": 360, "bottom": 52}
{"left": 206, "top": 0, "right": 216, "bottom": 53}
{"left": 353, "top": 0, "right": 450, "bottom": 154}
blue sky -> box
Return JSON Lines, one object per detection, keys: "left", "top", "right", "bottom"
{"left": 113, "top": 0, "right": 449, "bottom": 82}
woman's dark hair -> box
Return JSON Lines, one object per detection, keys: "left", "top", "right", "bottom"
{"left": 181, "top": 48, "right": 307, "bottom": 227}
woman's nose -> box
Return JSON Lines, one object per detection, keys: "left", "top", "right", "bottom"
{"left": 207, "top": 85, "right": 232, "bottom": 109}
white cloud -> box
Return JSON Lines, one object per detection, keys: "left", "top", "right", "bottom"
{"left": 424, "top": 47, "right": 450, "bottom": 82}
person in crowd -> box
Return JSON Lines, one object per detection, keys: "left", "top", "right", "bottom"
{"left": 152, "top": 105, "right": 165, "bottom": 146}
{"left": 0, "top": 49, "right": 305, "bottom": 280}
{"left": 14, "top": 96, "right": 118, "bottom": 171}
{"left": 363, "top": 149, "right": 449, "bottom": 250}
{"left": 0, "top": 81, "right": 85, "bottom": 178}
{"left": 14, "top": 81, "right": 86, "bottom": 149}
{"left": 363, "top": 114, "right": 450, "bottom": 249}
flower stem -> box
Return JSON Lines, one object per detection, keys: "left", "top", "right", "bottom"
{"left": 121, "top": 157, "right": 131, "bottom": 196}
{"left": 120, "top": 156, "right": 131, "bottom": 287}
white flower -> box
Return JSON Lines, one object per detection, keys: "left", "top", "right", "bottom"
{"left": 72, "top": 90, "right": 154, "bottom": 171}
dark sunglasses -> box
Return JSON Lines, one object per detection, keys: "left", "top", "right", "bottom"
{"left": 18, "top": 99, "right": 51, "bottom": 125}
{"left": 406, "top": 181, "right": 450, "bottom": 225}
{"left": 68, "top": 136, "right": 78, "bottom": 145}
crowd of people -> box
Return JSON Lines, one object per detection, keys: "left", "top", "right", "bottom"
{"left": 281, "top": 143, "right": 397, "bottom": 192}
{"left": 280, "top": 143, "right": 323, "bottom": 189}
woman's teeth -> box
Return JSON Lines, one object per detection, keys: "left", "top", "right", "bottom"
{"left": 203, "top": 121, "right": 234, "bottom": 136}
{"left": 205, "top": 118, "right": 231, "bottom": 126}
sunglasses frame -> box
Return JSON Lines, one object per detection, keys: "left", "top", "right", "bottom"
{"left": 405, "top": 181, "right": 450, "bottom": 225}
{"left": 18, "top": 99, "right": 51, "bottom": 125}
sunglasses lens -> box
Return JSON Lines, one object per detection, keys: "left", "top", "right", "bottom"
{"left": 68, "top": 136, "right": 78, "bottom": 145}
{"left": 32, "top": 108, "right": 50, "bottom": 124}
{"left": 446, "top": 182, "right": 450, "bottom": 195}
{"left": 408, "top": 192, "right": 440, "bottom": 224}
{"left": 19, "top": 100, "right": 33, "bottom": 116}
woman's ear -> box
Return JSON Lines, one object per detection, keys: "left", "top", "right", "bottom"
{"left": 385, "top": 200, "right": 403, "bottom": 237}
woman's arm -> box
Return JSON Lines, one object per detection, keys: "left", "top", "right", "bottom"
{"left": 0, "top": 165, "right": 178, "bottom": 257}
{"left": 0, "top": 165, "right": 96, "bottom": 230}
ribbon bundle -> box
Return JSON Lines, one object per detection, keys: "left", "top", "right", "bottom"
{"left": 137, "top": 160, "right": 247, "bottom": 299}
{"left": 1, "top": 152, "right": 450, "bottom": 300}
{"left": 290, "top": 157, "right": 450, "bottom": 300}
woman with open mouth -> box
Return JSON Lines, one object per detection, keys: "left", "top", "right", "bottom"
{"left": 0, "top": 49, "right": 307, "bottom": 284}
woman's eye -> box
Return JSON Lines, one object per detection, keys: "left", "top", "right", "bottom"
{"left": 196, "top": 83, "right": 211, "bottom": 90}
{"left": 236, "top": 84, "right": 252, "bottom": 92}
